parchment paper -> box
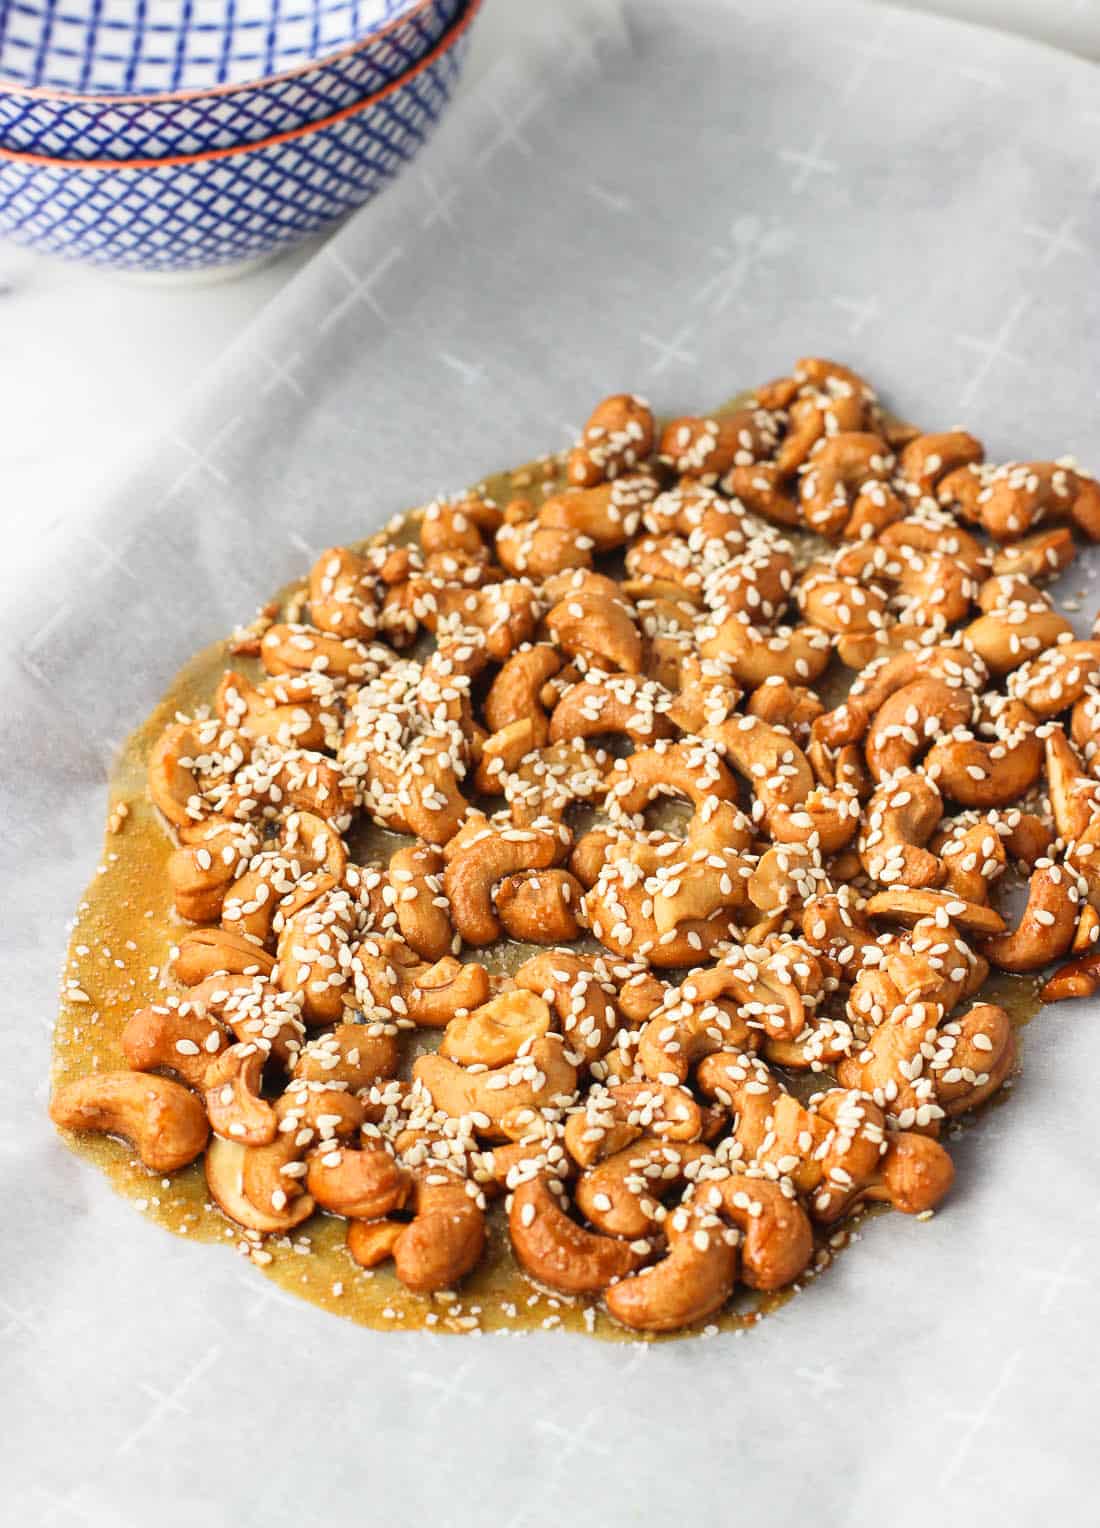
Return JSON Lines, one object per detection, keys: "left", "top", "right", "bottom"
{"left": 4, "top": 1, "right": 1100, "bottom": 1523}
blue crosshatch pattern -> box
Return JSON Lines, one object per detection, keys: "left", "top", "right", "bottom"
{"left": 0, "top": 18, "right": 468, "bottom": 269}
{"left": 0, "top": 0, "right": 460, "bottom": 157}
{"left": 0, "top": 0, "right": 425, "bottom": 92}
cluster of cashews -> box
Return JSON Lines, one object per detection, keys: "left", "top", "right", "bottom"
{"left": 50, "top": 357, "right": 1100, "bottom": 1333}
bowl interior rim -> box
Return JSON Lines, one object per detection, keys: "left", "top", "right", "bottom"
{"left": 0, "top": 0, "right": 448, "bottom": 107}
{"left": 0, "top": 0, "right": 478, "bottom": 170}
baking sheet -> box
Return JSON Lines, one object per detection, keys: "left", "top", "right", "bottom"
{"left": 4, "top": 0, "right": 1100, "bottom": 1522}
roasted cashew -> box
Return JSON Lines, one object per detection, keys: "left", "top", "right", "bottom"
{"left": 755, "top": 1089, "right": 881, "bottom": 1222}
{"left": 421, "top": 494, "right": 502, "bottom": 557}
{"left": 510, "top": 1177, "right": 648, "bottom": 1294}
{"left": 936, "top": 819, "right": 1007, "bottom": 905}
{"left": 933, "top": 1003, "right": 1017, "bottom": 1118}
{"left": 816, "top": 644, "right": 984, "bottom": 748}
{"left": 800, "top": 893, "right": 880, "bottom": 982}
{"left": 497, "top": 517, "right": 592, "bottom": 579}
{"left": 699, "top": 615, "right": 831, "bottom": 688}
{"left": 698, "top": 1174, "right": 815, "bottom": 1291}
{"left": 568, "top": 394, "right": 656, "bottom": 486}
{"left": 370, "top": 1177, "right": 488, "bottom": 1293}
{"left": 964, "top": 605, "right": 1074, "bottom": 676}
{"left": 563, "top": 1080, "right": 704, "bottom": 1168}
{"left": 173, "top": 928, "right": 275, "bottom": 985}
{"left": 924, "top": 698, "right": 1041, "bottom": 808}
{"left": 549, "top": 673, "right": 674, "bottom": 746}
{"left": 370, "top": 842, "right": 452, "bottom": 961}
{"left": 745, "top": 677, "right": 825, "bottom": 745}
{"left": 203, "top": 1043, "right": 277, "bottom": 1146}
{"left": 575, "top": 1139, "right": 712, "bottom": 1237}
{"left": 546, "top": 589, "right": 643, "bottom": 675}
{"left": 502, "top": 739, "right": 609, "bottom": 829}
{"left": 636, "top": 989, "right": 755, "bottom": 1084}
{"left": 484, "top": 643, "right": 561, "bottom": 739}
{"left": 706, "top": 715, "right": 814, "bottom": 822}
{"left": 864, "top": 888, "right": 1005, "bottom": 937}
{"left": 980, "top": 863, "right": 1080, "bottom": 972}
{"left": 863, "top": 1131, "right": 956, "bottom": 1215}
{"left": 644, "top": 480, "right": 749, "bottom": 543}
{"left": 414, "top": 573, "right": 536, "bottom": 655}
{"left": 837, "top": 999, "right": 1015, "bottom": 1129}
{"left": 352, "top": 934, "right": 490, "bottom": 1029}
{"left": 439, "top": 991, "right": 552, "bottom": 1068}
{"left": 148, "top": 719, "right": 251, "bottom": 831}
{"left": 725, "top": 461, "right": 801, "bottom": 528}
{"left": 797, "top": 569, "right": 890, "bottom": 638}
{"left": 345, "top": 1219, "right": 404, "bottom": 1269}
{"left": 695, "top": 1050, "right": 782, "bottom": 1161}
{"left": 413, "top": 1036, "right": 578, "bottom": 1138}
{"left": 308, "top": 545, "right": 381, "bottom": 640}
{"left": 624, "top": 534, "right": 707, "bottom": 603}
{"left": 583, "top": 830, "right": 750, "bottom": 966}
{"left": 1045, "top": 726, "right": 1100, "bottom": 841}
{"left": 260, "top": 622, "right": 383, "bottom": 681}
{"left": 292, "top": 1022, "right": 399, "bottom": 1090}
{"left": 1009, "top": 640, "right": 1100, "bottom": 718}
{"left": 847, "top": 915, "right": 987, "bottom": 1027}
{"left": 1070, "top": 688, "right": 1100, "bottom": 773}
{"left": 186, "top": 974, "right": 304, "bottom": 1066}
{"left": 122, "top": 1001, "right": 227, "bottom": 1087}
{"left": 704, "top": 540, "right": 795, "bottom": 623}
{"left": 276, "top": 886, "right": 356, "bottom": 1026}
{"left": 991, "top": 527, "right": 1076, "bottom": 581}
{"left": 495, "top": 869, "right": 585, "bottom": 943}
{"left": 539, "top": 475, "right": 657, "bottom": 551}
{"left": 603, "top": 1199, "right": 737, "bottom": 1332}
{"left": 864, "top": 677, "right": 973, "bottom": 781}
{"left": 215, "top": 668, "right": 339, "bottom": 753}
{"left": 976, "top": 574, "right": 1050, "bottom": 613}
{"left": 767, "top": 783, "right": 862, "bottom": 853}
{"left": 514, "top": 951, "right": 626, "bottom": 1066}
{"left": 306, "top": 1144, "right": 410, "bottom": 1218}
{"left": 608, "top": 737, "right": 740, "bottom": 819}
{"left": 1041, "top": 949, "right": 1100, "bottom": 1002}
{"left": 799, "top": 431, "right": 895, "bottom": 538}
{"left": 658, "top": 407, "right": 778, "bottom": 481}
{"left": 859, "top": 771, "right": 944, "bottom": 889}
{"left": 444, "top": 822, "right": 567, "bottom": 946}
{"left": 50, "top": 1072, "right": 209, "bottom": 1173}
{"left": 951, "top": 461, "right": 1100, "bottom": 543}
{"left": 746, "top": 840, "right": 824, "bottom": 915}
{"left": 218, "top": 747, "right": 357, "bottom": 830}
{"left": 205, "top": 1137, "right": 315, "bottom": 1234}
{"left": 897, "top": 430, "right": 984, "bottom": 497}
{"left": 276, "top": 1080, "right": 365, "bottom": 1145}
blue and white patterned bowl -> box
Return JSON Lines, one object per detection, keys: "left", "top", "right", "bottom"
{"left": 0, "top": 0, "right": 433, "bottom": 93}
{"left": 0, "top": 0, "right": 479, "bottom": 273}
{"left": 0, "top": 0, "right": 463, "bottom": 159}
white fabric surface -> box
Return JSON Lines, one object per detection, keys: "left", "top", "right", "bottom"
{"left": 4, "top": 1, "right": 1100, "bottom": 1523}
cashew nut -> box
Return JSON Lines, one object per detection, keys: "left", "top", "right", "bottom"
{"left": 50, "top": 1072, "right": 209, "bottom": 1173}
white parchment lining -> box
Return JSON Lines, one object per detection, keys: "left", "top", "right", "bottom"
{"left": 4, "top": 2, "right": 1100, "bottom": 1524}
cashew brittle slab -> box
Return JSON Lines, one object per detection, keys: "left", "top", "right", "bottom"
{"left": 50, "top": 357, "right": 1100, "bottom": 1338}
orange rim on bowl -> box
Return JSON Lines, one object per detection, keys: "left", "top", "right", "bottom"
{"left": 0, "top": 0, "right": 451, "bottom": 104}
{"left": 0, "top": 0, "right": 481, "bottom": 169}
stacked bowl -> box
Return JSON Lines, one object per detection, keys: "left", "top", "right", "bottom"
{"left": 0, "top": 0, "right": 481, "bottom": 272}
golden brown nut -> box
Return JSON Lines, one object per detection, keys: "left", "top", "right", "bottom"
{"left": 50, "top": 1072, "right": 209, "bottom": 1173}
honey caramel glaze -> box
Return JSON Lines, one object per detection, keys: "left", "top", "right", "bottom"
{"left": 50, "top": 421, "right": 1043, "bottom": 1342}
